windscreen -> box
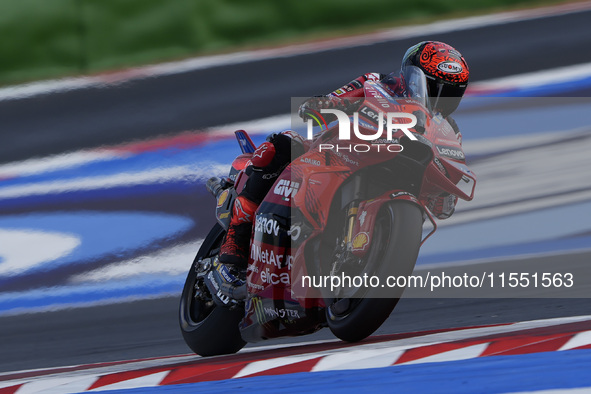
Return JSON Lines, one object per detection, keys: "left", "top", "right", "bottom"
{"left": 400, "top": 65, "right": 431, "bottom": 111}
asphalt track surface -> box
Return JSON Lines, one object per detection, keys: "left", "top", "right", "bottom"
{"left": 2, "top": 251, "right": 590, "bottom": 373}
{"left": 2, "top": 7, "right": 591, "bottom": 375}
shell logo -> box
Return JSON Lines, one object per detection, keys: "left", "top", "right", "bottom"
{"left": 216, "top": 189, "right": 229, "bottom": 208}
{"left": 352, "top": 232, "right": 370, "bottom": 251}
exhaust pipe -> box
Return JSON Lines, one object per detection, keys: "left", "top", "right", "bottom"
{"left": 206, "top": 177, "right": 224, "bottom": 198}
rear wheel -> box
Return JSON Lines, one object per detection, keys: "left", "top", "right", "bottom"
{"left": 179, "top": 223, "right": 246, "bottom": 356}
{"left": 324, "top": 201, "right": 422, "bottom": 342}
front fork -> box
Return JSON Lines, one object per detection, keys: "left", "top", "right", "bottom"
{"left": 340, "top": 174, "right": 364, "bottom": 251}
{"left": 344, "top": 202, "right": 360, "bottom": 252}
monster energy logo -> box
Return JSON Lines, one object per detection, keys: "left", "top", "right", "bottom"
{"left": 252, "top": 296, "right": 267, "bottom": 324}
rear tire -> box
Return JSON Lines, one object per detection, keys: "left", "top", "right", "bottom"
{"left": 325, "top": 201, "right": 422, "bottom": 342}
{"left": 179, "top": 223, "right": 246, "bottom": 356}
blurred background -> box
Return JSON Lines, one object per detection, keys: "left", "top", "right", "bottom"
{"left": 0, "top": 0, "right": 566, "bottom": 86}
{"left": 1, "top": 0, "right": 591, "bottom": 375}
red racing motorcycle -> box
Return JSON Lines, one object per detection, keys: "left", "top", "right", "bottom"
{"left": 179, "top": 66, "right": 476, "bottom": 356}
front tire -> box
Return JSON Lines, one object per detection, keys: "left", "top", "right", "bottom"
{"left": 179, "top": 223, "right": 246, "bottom": 356}
{"left": 325, "top": 201, "right": 423, "bottom": 342}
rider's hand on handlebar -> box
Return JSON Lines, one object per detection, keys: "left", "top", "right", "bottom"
{"left": 298, "top": 96, "right": 330, "bottom": 122}
{"left": 298, "top": 96, "right": 360, "bottom": 123}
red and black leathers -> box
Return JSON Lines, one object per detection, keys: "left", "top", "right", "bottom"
{"left": 218, "top": 132, "right": 306, "bottom": 268}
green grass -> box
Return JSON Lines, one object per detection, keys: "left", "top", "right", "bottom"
{"left": 0, "top": 0, "right": 578, "bottom": 86}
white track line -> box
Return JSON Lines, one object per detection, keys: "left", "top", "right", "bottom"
{"left": 468, "top": 61, "right": 591, "bottom": 93}
{"left": 559, "top": 330, "right": 591, "bottom": 351}
{"left": 312, "top": 348, "right": 405, "bottom": 371}
{"left": 400, "top": 343, "right": 490, "bottom": 365}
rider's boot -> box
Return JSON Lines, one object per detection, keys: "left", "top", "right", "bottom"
{"left": 218, "top": 195, "right": 258, "bottom": 273}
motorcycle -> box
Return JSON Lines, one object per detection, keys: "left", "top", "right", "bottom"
{"left": 179, "top": 66, "right": 476, "bottom": 356}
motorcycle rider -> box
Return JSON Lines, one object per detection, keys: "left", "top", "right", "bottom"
{"left": 217, "top": 41, "right": 469, "bottom": 272}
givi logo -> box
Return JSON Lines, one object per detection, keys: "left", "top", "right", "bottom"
{"left": 274, "top": 179, "right": 300, "bottom": 200}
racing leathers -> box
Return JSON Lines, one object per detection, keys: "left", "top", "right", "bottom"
{"left": 218, "top": 130, "right": 306, "bottom": 268}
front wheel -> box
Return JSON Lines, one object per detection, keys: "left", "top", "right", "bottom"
{"left": 325, "top": 201, "right": 423, "bottom": 342}
{"left": 179, "top": 223, "right": 246, "bottom": 356}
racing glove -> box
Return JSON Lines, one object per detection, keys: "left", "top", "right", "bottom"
{"left": 298, "top": 96, "right": 360, "bottom": 123}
